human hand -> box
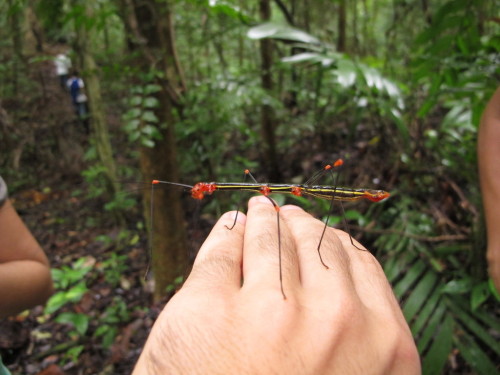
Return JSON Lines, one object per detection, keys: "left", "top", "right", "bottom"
{"left": 133, "top": 196, "right": 420, "bottom": 374}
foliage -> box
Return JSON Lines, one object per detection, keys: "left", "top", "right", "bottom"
{"left": 0, "top": 0, "right": 498, "bottom": 373}
{"left": 44, "top": 255, "right": 135, "bottom": 353}
{"left": 247, "top": 3, "right": 500, "bottom": 372}
{"left": 122, "top": 80, "right": 163, "bottom": 148}
{"left": 44, "top": 257, "right": 93, "bottom": 315}
{"left": 175, "top": 75, "right": 267, "bottom": 179}
{"left": 377, "top": 198, "right": 500, "bottom": 374}
{"left": 93, "top": 296, "right": 130, "bottom": 349}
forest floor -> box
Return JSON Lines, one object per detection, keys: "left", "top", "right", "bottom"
{"left": 0, "top": 52, "right": 166, "bottom": 375}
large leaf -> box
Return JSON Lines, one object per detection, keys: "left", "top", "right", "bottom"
{"left": 379, "top": 200, "right": 499, "bottom": 374}
{"left": 410, "top": 288, "right": 442, "bottom": 336}
{"left": 402, "top": 269, "right": 438, "bottom": 322}
{"left": 455, "top": 331, "right": 499, "bottom": 375}
{"left": 416, "top": 299, "right": 447, "bottom": 354}
{"left": 421, "top": 314, "right": 454, "bottom": 375}
{"left": 393, "top": 259, "right": 426, "bottom": 299}
{"left": 247, "top": 22, "right": 319, "bottom": 44}
{"left": 208, "top": 0, "right": 250, "bottom": 22}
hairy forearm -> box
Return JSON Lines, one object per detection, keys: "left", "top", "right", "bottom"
{"left": 0, "top": 260, "right": 53, "bottom": 318}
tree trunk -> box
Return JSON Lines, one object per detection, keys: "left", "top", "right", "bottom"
{"left": 259, "top": 0, "right": 280, "bottom": 181}
{"left": 74, "top": 0, "right": 119, "bottom": 196}
{"left": 7, "top": 0, "right": 23, "bottom": 115}
{"left": 337, "top": 0, "right": 347, "bottom": 52}
{"left": 129, "top": 0, "right": 188, "bottom": 302}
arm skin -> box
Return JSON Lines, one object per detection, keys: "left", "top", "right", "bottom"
{"left": 478, "top": 86, "right": 500, "bottom": 292}
{"left": 133, "top": 196, "right": 421, "bottom": 375}
{"left": 0, "top": 200, "right": 53, "bottom": 318}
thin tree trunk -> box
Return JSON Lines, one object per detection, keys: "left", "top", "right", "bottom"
{"left": 351, "top": 0, "right": 358, "bottom": 54}
{"left": 337, "top": 0, "right": 347, "bottom": 52}
{"left": 259, "top": 0, "right": 280, "bottom": 181}
{"left": 75, "top": 0, "right": 119, "bottom": 195}
{"left": 7, "top": 0, "right": 23, "bottom": 115}
{"left": 116, "top": 0, "right": 137, "bottom": 52}
{"left": 130, "top": 0, "right": 188, "bottom": 302}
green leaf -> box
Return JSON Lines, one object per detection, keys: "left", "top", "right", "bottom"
{"left": 44, "top": 291, "right": 71, "bottom": 315}
{"left": 455, "top": 330, "right": 499, "bottom": 375}
{"left": 65, "top": 282, "right": 89, "bottom": 301}
{"left": 209, "top": 1, "right": 250, "bottom": 22}
{"left": 393, "top": 259, "right": 426, "bottom": 299}
{"left": 247, "top": 22, "right": 319, "bottom": 44}
{"left": 65, "top": 345, "right": 84, "bottom": 363}
{"left": 123, "top": 119, "right": 141, "bottom": 132}
{"left": 142, "top": 124, "right": 161, "bottom": 138}
{"left": 141, "top": 138, "right": 155, "bottom": 148}
{"left": 383, "top": 247, "right": 418, "bottom": 283}
{"left": 343, "top": 209, "right": 363, "bottom": 221}
{"left": 403, "top": 270, "right": 438, "bottom": 321}
{"left": 281, "top": 52, "right": 322, "bottom": 64}
{"left": 416, "top": 300, "right": 447, "bottom": 354}
{"left": 123, "top": 107, "right": 142, "bottom": 120}
{"left": 489, "top": 278, "right": 500, "bottom": 301}
{"left": 410, "top": 288, "right": 442, "bottom": 336}
{"left": 447, "top": 298, "right": 500, "bottom": 356}
{"left": 454, "top": 295, "right": 500, "bottom": 333}
{"left": 101, "top": 326, "right": 118, "bottom": 349}
{"left": 129, "top": 234, "right": 140, "bottom": 245}
{"left": 421, "top": 314, "right": 454, "bottom": 375}
{"left": 141, "top": 110, "right": 159, "bottom": 123}
{"left": 335, "top": 59, "right": 357, "bottom": 87}
{"left": 143, "top": 97, "right": 160, "bottom": 109}
{"left": 129, "top": 95, "right": 143, "bottom": 106}
{"left": 143, "top": 84, "right": 161, "bottom": 95}
{"left": 471, "top": 282, "right": 490, "bottom": 310}
{"left": 54, "top": 312, "right": 89, "bottom": 336}
{"left": 441, "top": 278, "right": 472, "bottom": 294}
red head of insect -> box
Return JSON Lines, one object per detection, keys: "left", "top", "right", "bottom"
{"left": 191, "top": 182, "right": 217, "bottom": 200}
{"left": 364, "top": 190, "right": 391, "bottom": 202}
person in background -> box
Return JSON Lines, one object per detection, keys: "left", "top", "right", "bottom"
{"left": 53, "top": 53, "right": 71, "bottom": 90}
{"left": 478, "top": 86, "right": 500, "bottom": 293}
{"left": 133, "top": 196, "right": 421, "bottom": 374}
{"left": 66, "top": 70, "right": 90, "bottom": 133}
{"left": 0, "top": 175, "right": 53, "bottom": 375}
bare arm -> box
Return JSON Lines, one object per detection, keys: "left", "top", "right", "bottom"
{"left": 0, "top": 200, "right": 53, "bottom": 318}
{"left": 478, "top": 86, "right": 500, "bottom": 292}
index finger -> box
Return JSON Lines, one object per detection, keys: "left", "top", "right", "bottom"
{"left": 241, "top": 196, "right": 300, "bottom": 298}
{"left": 183, "top": 210, "right": 245, "bottom": 293}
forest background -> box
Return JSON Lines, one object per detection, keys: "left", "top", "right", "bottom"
{"left": 0, "top": 0, "right": 499, "bottom": 374}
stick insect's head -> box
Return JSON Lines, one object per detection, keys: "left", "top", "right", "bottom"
{"left": 364, "top": 190, "right": 391, "bottom": 202}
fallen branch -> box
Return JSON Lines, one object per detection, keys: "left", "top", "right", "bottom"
{"left": 350, "top": 225, "right": 468, "bottom": 243}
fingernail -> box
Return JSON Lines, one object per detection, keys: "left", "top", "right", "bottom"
{"left": 249, "top": 195, "right": 273, "bottom": 206}
{"left": 280, "top": 204, "right": 304, "bottom": 212}
{"left": 222, "top": 210, "right": 246, "bottom": 225}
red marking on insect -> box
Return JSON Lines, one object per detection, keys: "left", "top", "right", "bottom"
{"left": 191, "top": 182, "right": 217, "bottom": 200}
{"left": 260, "top": 186, "right": 272, "bottom": 196}
{"left": 291, "top": 186, "right": 302, "bottom": 196}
